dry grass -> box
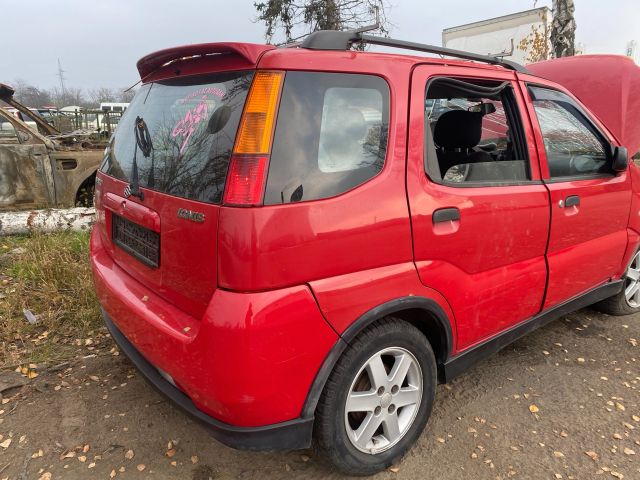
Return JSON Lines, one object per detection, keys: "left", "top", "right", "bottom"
{"left": 0, "top": 231, "right": 105, "bottom": 367}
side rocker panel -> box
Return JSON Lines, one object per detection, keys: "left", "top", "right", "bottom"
{"left": 443, "top": 280, "right": 623, "bottom": 382}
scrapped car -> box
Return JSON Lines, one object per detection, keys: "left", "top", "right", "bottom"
{"left": 0, "top": 84, "right": 103, "bottom": 209}
{"left": 3, "top": 106, "right": 61, "bottom": 131}
{"left": 90, "top": 31, "right": 640, "bottom": 475}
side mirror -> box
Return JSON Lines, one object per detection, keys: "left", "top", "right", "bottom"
{"left": 612, "top": 146, "right": 629, "bottom": 172}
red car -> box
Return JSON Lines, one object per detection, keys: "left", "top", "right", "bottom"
{"left": 90, "top": 30, "right": 640, "bottom": 475}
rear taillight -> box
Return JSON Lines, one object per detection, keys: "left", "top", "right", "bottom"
{"left": 223, "top": 71, "right": 284, "bottom": 207}
{"left": 224, "top": 155, "right": 269, "bottom": 205}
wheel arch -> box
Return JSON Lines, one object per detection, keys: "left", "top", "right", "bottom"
{"left": 75, "top": 171, "right": 97, "bottom": 206}
{"left": 301, "top": 296, "right": 453, "bottom": 419}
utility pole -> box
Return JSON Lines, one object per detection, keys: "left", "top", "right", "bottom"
{"left": 550, "top": 0, "right": 576, "bottom": 58}
{"left": 57, "top": 58, "right": 66, "bottom": 95}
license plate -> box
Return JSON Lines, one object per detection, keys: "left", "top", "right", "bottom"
{"left": 112, "top": 213, "right": 160, "bottom": 268}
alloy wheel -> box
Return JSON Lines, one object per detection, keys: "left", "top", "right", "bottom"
{"left": 344, "top": 347, "right": 422, "bottom": 454}
{"left": 624, "top": 251, "right": 640, "bottom": 307}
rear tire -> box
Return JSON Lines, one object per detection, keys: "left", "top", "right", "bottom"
{"left": 314, "top": 318, "right": 437, "bottom": 476}
{"left": 595, "top": 250, "right": 640, "bottom": 316}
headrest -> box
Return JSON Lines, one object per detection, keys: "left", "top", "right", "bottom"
{"left": 434, "top": 110, "right": 483, "bottom": 149}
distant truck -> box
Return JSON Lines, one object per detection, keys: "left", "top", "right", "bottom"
{"left": 443, "top": 7, "right": 551, "bottom": 64}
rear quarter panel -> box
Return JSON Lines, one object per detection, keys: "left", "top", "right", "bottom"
{"left": 218, "top": 51, "right": 416, "bottom": 292}
{"left": 308, "top": 263, "right": 457, "bottom": 350}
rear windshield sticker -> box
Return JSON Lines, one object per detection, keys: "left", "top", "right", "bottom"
{"left": 171, "top": 95, "right": 210, "bottom": 154}
{"left": 180, "top": 87, "right": 225, "bottom": 105}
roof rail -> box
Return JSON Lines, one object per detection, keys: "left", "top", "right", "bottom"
{"left": 299, "top": 30, "right": 529, "bottom": 74}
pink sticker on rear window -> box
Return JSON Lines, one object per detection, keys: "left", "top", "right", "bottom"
{"left": 171, "top": 95, "right": 210, "bottom": 154}
{"left": 180, "top": 87, "right": 225, "bottom": 105}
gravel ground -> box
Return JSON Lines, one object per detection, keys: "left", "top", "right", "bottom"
{"left": 0, "top": 307, "right": 638, "bottom": 480}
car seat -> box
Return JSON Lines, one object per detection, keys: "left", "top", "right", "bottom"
{"left": 433, "top": 110, "right": 492, "bottom": 176}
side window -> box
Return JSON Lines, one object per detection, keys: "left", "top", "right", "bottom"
{"left": 264, "top": 72, "right": 389, "bottom": 205}
{"left": 0, "top": 114, "right": 15, "bottom": 134}
{"left": 425, "top": 77, "right": 530, "bottom": 185}
{"left": 529, "top": 86, "right": 610, "bottom": 178}
{"left": 0, "top": 112, "right": 21, "bottom": 143}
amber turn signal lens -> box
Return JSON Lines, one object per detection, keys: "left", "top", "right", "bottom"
{"left": 234, "top": 71, "right": 284, "bottom": 155}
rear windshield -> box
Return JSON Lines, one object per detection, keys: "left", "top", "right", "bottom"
{"left": 101, "top": 71, "right": 253, "bottom": 204}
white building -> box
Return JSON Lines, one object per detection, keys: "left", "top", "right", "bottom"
{"left": 442, "top": 7, "right": 551, "bottom": 64}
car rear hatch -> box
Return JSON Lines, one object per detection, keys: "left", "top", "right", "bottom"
{"left": 94, "top": 43, "right": 275, "bottom": 318}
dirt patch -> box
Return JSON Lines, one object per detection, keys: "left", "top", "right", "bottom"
{"left": 0, "top": 308, "right": 638, "bottom": 479}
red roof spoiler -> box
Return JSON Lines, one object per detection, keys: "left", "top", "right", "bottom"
{"left": 136, "top": 42, "right": 275, "bottom": 80}
{"left": 529, "top": 55, "right": 640, "bottom": 155}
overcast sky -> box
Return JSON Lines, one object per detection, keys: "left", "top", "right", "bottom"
{"left": 2, "top": 0, "right": 638, "bottom": 90}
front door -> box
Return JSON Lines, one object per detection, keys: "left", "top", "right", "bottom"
{"left": 524, "top": 85, "right": 631, "bottom": 308}
{"left": 0, "top": 110, "right": 55, "bottom": 210}
{"left": 407, "top": 65, "right": 550, "bottom": 351}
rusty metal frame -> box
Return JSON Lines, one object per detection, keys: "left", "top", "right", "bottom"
{"left": 0, "top": 83, "right": 60, "bottom": 136}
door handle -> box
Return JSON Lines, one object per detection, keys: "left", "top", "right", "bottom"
{"left": 433, "top": 207, "right": 460, "bottom": 224}
{"left": 561, "top": 195, "right": 580, "bottom": 208}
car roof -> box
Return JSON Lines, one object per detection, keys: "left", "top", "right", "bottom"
{"left": 136, "top": 38, "right": 522, "bottom": 82}
{"left": 262, "top": 46, "right": 513, "bottom": 72}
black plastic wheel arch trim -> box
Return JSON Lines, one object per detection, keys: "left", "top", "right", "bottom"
{"left": 102, "top": 309, "right": 313, "bottom": 451}
{"left": 442, "top": 280, "right": 623, "bottom": 382}
{"left": 301, "top": 296, "right": 453, "bottom": 418}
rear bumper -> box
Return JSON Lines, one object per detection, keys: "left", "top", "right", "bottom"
{"left": 90, "top": 228, "right": 338, "bottom": 449}
{"left": 103, "top": 309, "right": 313, "bottom": 451}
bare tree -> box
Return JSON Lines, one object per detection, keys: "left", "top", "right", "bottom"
{"left": 1, "top": 79, "right": 137, "bottom": 109}
{"left": 50, "top": 86, "right": 87, "bottom": 108}
{"left": 89, "top": 87, "right": 117, "bottom": 105}
{"left": 254, "top": 0, "right": 390, "bottom": 45}
{"left": 550, "top": 0, "right": 576, "bottom": 58}
{"left": 118, "top": 87, "right": 137, "bottom": 103}
{"left": 8, "top": 79, "right": 53, "bottom": 107}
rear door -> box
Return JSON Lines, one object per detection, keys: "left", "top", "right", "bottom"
{"left": 95, "top": 70, "right": 254, "bottom": 318}
{"left": 407, "top": 65, "right": 550, "bottom": 350}
{"left": 523, "top": 84, "right": 631, "bottom": 308}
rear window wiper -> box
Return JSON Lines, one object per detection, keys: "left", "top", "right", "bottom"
{"left": 126, "top": 116, "right": 153, "bottom": 201}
